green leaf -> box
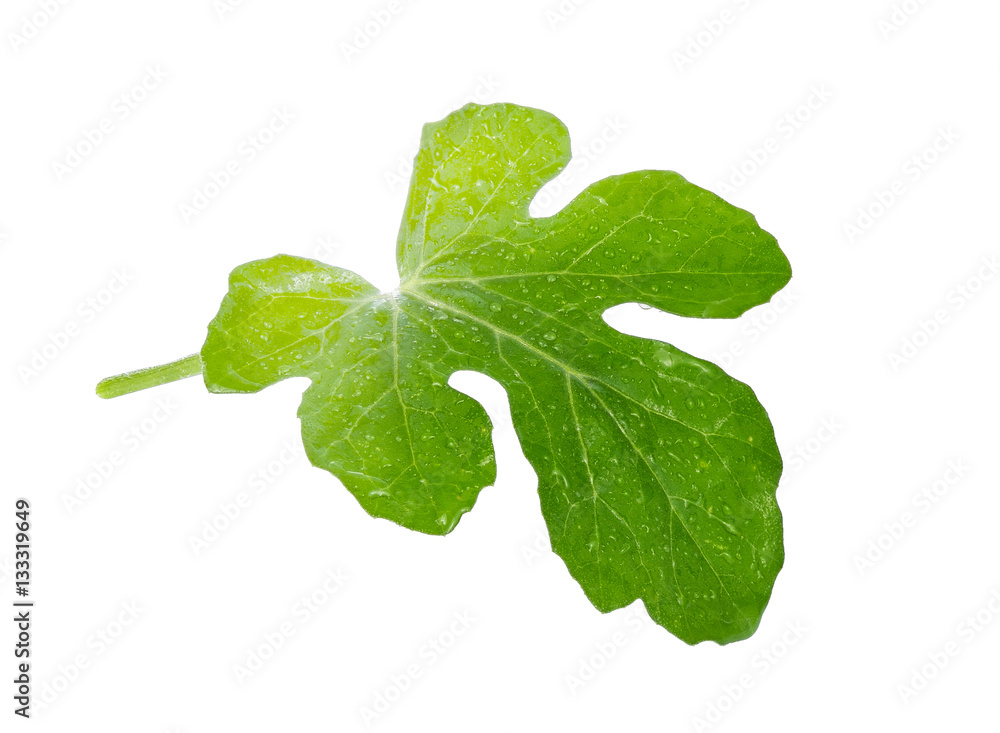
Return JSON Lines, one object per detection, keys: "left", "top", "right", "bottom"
{"left": 98, "top": 103, "right": 791, "bottom": 645}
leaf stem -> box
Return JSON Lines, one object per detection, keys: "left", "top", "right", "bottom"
{"left": 96, "top": 353, "right": 203, "bottom": 399}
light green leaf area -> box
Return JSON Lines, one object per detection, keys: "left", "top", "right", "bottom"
{"left": 199, "top": 104, "right": 790, "bottom": 645}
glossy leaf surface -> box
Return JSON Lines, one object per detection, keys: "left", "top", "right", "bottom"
{"left": 113, "top": 103, "right": 792, "bottom": 644}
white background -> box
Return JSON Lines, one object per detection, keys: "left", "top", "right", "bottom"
{"left": 2, "top": 0, "right": 999, "bottom": 730}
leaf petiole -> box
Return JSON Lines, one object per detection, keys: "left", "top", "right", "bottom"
{"left": 96, "top": 353, "right": 202, "bottom": 399}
